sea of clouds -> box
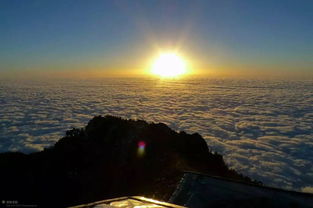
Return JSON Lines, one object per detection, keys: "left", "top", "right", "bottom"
{"left": 0, "top": 78, "right": 312, "bottom": 193}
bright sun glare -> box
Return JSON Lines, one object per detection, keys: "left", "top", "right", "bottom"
{"left": 151, "top": 53, "right": 187, "bottom": 78}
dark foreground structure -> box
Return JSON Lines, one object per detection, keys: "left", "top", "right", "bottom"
{"left": 69, "top": 172, "right": 313, "bottom": 208}
{"left": 171, "top": 172, "right": 313, "bottom": 208}
{"left": 1, "top": 115, "right": 312, "bottom": 207}
{"left": 70, "top": 172, "right": 313, "bottom": 208}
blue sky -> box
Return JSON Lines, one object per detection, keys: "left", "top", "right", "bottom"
{"left": 0, "top": 0, "right": 312, "bottom": 77}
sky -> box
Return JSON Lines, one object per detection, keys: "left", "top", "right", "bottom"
{"left": 0, "top": 0, "right": 312, "bottom": 78}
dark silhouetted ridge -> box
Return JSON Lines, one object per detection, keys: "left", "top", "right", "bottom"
{"left": 0, "top": 115, "right": 259, "bottom": 208}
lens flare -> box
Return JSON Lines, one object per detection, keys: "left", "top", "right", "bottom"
{"left": 137, "top": 141, "right": 146, "bottom": 157}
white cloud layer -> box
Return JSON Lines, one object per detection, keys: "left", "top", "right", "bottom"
{"left": 0, "top": 78, "right": 312, "bottom": 192}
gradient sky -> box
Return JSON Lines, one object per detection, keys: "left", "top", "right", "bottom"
{"left": 0, "top": 0, "right": 312, "bottom": 78}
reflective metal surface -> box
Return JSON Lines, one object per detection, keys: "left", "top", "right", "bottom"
{"left": 69, "top": 196, "right": 185, "bottom": 208}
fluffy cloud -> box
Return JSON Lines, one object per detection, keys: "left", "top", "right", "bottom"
{"left": 302, "top": 186, "right": 313, "bottom": 194}
{"left": 0, "top": 78, "right": 312, "bottom": 192}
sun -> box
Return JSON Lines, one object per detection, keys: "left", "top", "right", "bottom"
{"left": 151, "top": 53, "right": 187, "bottom": 78}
